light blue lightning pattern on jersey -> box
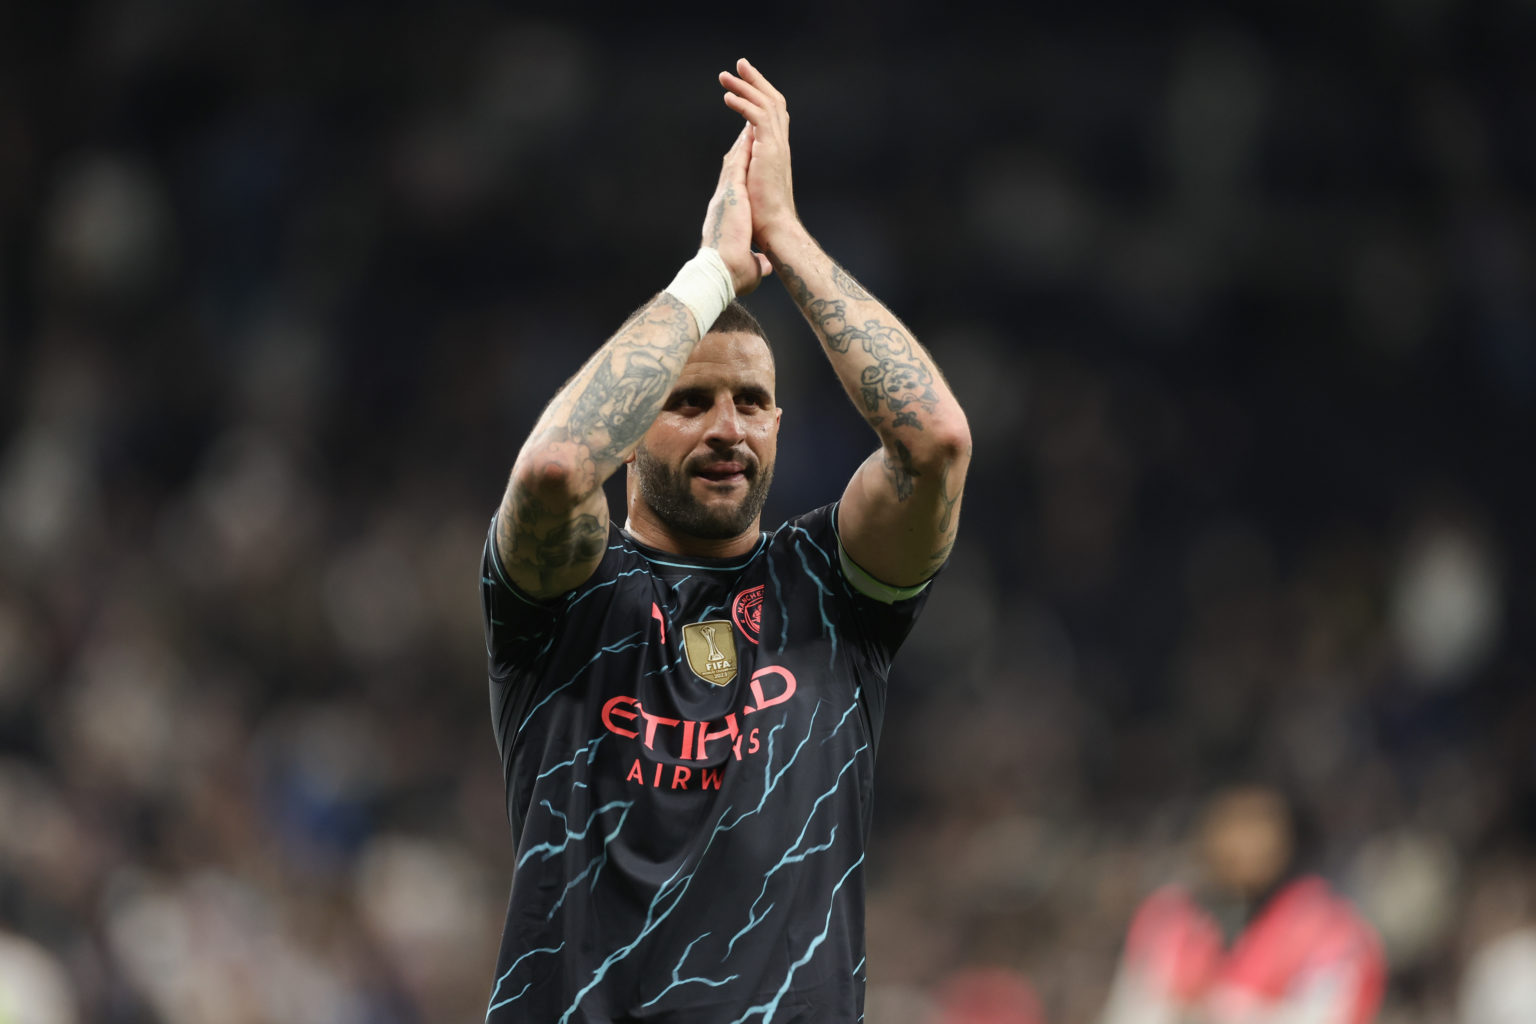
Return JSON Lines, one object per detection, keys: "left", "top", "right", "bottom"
{"left": 544, "top": 802, "right": 633, "bottom": 921}
{"left": 825, "top": 688, "right": 864, "bottom": 744}
{"left": 517, "top": 798, "right": 633, "bottom": 869}
{"left": 555, "top": 708, "right": 820, "bottom": 1022}
{"left": 639, "top": 932, "right": 741, "bottom": 1010}
{"left": 717, "top": 706, "right": 817, "bottom": 831}
{"left": 566, "top": 566, "right": 652, "bottom": 613}
{"left": 515, "top": 631, "right": 645, "bottom": 742}
{"left": 789, "top": 527, "right": 840, "bottom": 666}
{"left": 766, "top": 552, "right": 789, "bottom": 654}
{"left": 486, "top": 943, "right": 565, "bottom": 1018}
{"left": 728, "top": 853, "right": 868, "bottom": 1024}
{"left": 723, "top": 825, "right": 839, "bottom": 960}
{"left": 723, "top": 735, "right": 869, "bottom": 959}
{"left": 534, "top": 735, "right": 605, "bottom": 782}
{"left": 494, "top": 736, "right": 632, "bottom": 1004}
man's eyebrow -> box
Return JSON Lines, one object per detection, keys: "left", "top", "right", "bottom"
{"left": 736, "top": 384, "right": 773, "bottom": 403}
{"left": 667, "top": 382, "right": 773, "bottom": 402}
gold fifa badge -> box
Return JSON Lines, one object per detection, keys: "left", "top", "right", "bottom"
{"left": 682, "top": 620, "right": 738, "bottom": 687}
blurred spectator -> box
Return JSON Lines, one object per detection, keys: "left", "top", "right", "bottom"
{"left": 0, "top": 928, "right": 77, "bottom": 1024}
{"left": 1099, "top": 785, "right": 1386, "bottom": 1024}
{"left": 1459, "top": 928, "right": 1536, "bottom": 1024}
{"left": 932, "top": 967, "right": 1046, "bottom": 1024}
{"left": 1453, "top": 859, "right": 1536, "bottom": 1024}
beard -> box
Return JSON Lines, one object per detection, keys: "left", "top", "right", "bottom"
{"left": 632, "top": 444, "right": 775, "bottom": 541}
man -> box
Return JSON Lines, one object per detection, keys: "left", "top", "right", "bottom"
{"left": 478, "top": 59, "right": 971, "bottom": 1023}
{"left": 1099, "top": 784, "right": 1386, "bottom": 1024}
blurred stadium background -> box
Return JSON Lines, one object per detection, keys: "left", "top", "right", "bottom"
{"left": 0, "top": 3, "right": 1532, "bottom": 1022}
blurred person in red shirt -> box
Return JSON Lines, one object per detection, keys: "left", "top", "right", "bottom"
{"left": 1100, "top": 784, "right": 1385, "bottom": 1024}
{"left": 931, "top": 967, "right": 1044, "bottom": 1024}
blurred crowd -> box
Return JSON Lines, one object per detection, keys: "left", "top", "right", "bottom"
{"left": 1, "top": 3, "right": 1532, "bottom": 1023}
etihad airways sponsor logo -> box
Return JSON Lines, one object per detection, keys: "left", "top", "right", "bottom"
{"left": 601, "top": 665, "right": 797, "bottom": 791}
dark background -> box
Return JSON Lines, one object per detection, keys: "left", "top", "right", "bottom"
{"left": 0, "top": 3, "right": 1532, "bottom": 1022}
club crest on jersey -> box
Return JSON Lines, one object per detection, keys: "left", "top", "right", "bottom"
{"left": 732, "top": 585, "right": 764, "bottom": 645}
{"left": 682, "top": 620, "right": 738, "bottom": 686}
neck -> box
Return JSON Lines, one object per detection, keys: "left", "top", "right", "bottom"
{"left": 623, "top": 503, "right": 762, "bottom": 559}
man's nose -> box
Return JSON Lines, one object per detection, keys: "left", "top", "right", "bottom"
{"left": 703, "top": 396, "right": 746, "bottom": 444}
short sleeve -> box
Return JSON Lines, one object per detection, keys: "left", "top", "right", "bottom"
{"left": 789, "top": 503, "right": 937, "bottom": 676}
{"left": 480, "top": 515, "right": 565, "bottom": 683}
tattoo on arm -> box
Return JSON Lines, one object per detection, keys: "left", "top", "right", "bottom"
{"left": 808, "top": 298, "right": 867, "bottom": 353}
{"left": 934, "top": 463, "right": 960, "bottom": 535}
{"left": 833, "top": 265, "right": 870, "bottom": 300}
{"left": 920, "top": 464, "right": 961, "bottom": 575}
{"left": 778, "top": 257, "right": 812, "bottom": 306}
{"left": 499, "top": 294, "right": 696, "bottom": 594}
{"left": 923, "top": 537, "right": 956, "bottom": 577}
{"left": 560, "top": 296, "right": 696, "bottom": 472}
{"left": 500, "top": 501, "right": 607, "bottom": 593}
{"left": 882, "top": 439, "right": 920, "bottom": 502}
{"left": 780, "top": 260, "right": 940, "bottom": 427}
{"left": 567, "top": 353, "right": 673, "bottom": 463}
{"left": 857, "top": 346, "right": 938, "bottom": 428}
{"left": 705, "top": 184, "right": 738, "bottom": 249}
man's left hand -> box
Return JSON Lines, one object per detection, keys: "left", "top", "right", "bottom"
{"left": 720, "top": 58, "right": 799, "bottom": 248}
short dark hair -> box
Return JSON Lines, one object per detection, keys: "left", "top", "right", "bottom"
{"left": 708, "top": 300, "right": 773, "bottom": 363}
{"left": 621, "top": 297, "right": 773, "bottom": 362}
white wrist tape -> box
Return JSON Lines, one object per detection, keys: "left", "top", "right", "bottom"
{"left": 664, "top": 247, "right": 736, "bottom": 335}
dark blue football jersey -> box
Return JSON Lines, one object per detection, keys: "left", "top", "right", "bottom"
{"left": 479, "top": 502, "right": 933, "bottom": 1023}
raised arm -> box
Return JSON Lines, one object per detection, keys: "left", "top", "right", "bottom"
{"left": 495, "top": 127, "right": 772, "bottom": 598}
{"left": 722, "top": 59, "right": 972, "bottom": 589}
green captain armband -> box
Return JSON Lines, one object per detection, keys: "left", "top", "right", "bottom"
{"left": 835, "top": 535, "right": 931, "bottom": 605}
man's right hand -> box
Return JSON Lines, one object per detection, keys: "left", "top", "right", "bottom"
{"left": 720, "top": 58, "right": 800, "bottom": 255}
{"left": 702, "top": 125, "right": 772, "bottom": 297}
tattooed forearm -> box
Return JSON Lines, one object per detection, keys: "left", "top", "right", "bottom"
{"left": 560, "top": 296, "right": 696, "bottom": 468}
{"left": 777, "top": 258, "right": 811, "bottom": 306}
{"left": 807, "top": 297, "right": 869, "bottom": 353}
{"left": 779, "top": 260, "right": 942, "bottom": 427}
{"left": 566, "top": 353, "right": 672, "bottom": 462}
